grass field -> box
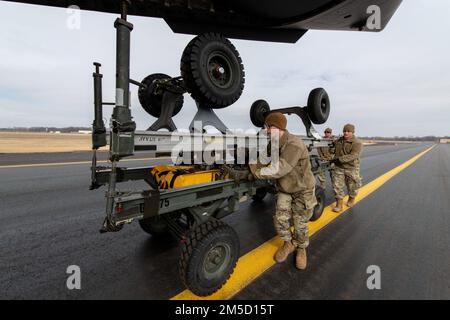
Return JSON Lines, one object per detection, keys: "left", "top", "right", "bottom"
{"left": 0, "top": 132, "right": 106, "bottom": 153}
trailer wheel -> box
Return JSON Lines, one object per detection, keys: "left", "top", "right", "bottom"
{"left": 139, "top": 216, "right": 169, "bottom": 237}
{"left": 138, "top": 73, "right": 184, "bottom": 118}
{"left": 252, "top": 187, "right": 268, "bottom": 202}
{"left": 179, "top": 220, "right": 239, "bottom": 296}
{"left": 250, "top": 99, "right": 270, "bottom": 128}
{"left": 181, "top": 33, "right": 245, "bottom": 108}
{"left": 307, "top": 88, "right": 330, "bottom": 124}
{"left": 310, "top": 186, "right": 325, "bottom": 221}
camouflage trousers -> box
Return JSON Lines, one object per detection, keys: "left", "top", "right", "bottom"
{"left": 332, "top": 166, "right": 362, "bottom": 199}
{"left": 317, "top": 169, "right": 333, "bottom": 186}
{"left": 274, "top": 189, "right": 317, "bottom": 249}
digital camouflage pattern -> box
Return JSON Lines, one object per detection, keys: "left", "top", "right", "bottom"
{"left": 332, "top": 136, "right": 363, "bottom": 199}
{"left": 333, "top": 136, "right": 363, "bottom": 170}
{"left": 275, "top": 190, "right": 317, "bottom": 249}
{"left": 317, "top": 169, "right": 326, "bottom": 185}
{"left": 332, "top": 166, "right": 362, "bottom": 199}
{"left": 253, "top": 130, "right": 317, "bottom": 249}
{"left": 253, "top": 130, "right": 315, "bottom": 194}
{"left": 317, "top": 140, "right": 334, "bottom": 186}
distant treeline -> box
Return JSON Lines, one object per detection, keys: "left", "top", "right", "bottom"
{"left": 360, "top": 136, "right": 449, "bottom": 142}
{"left": 0, "top": 127, "right": 448, "bottom": 141}
{"left": 0, "top": 127, "right": 91, "bottom": 133}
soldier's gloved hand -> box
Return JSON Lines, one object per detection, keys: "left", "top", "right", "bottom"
{"left": 222, "top": 165, "right": 233, "bottom": 178}
{"left": 222, "top": 165, "right": 252, "bottom": 183}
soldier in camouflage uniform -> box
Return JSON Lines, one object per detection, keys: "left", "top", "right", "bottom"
{"left": 317, "top": 128, "right": 334, "bottom": 189}
{"left": 227, "top": 113, "right": 316, "bottom": 269}
{"left": 331, "top": 124, "right": 363, "bottom": 212}
{"left": 250, "top": 112, "right": 317, "bottom": 270}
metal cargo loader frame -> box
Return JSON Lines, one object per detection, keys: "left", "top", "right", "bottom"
{"left": 88, "top": 0, "right": 333, "bottom": 297}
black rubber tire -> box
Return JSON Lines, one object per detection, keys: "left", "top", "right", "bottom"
{"left": 307, "top": 88, "right": 330, "bottom": 124}
{"left": 310, "top": 186, "right": 325, "bottom": 221}
{"left": 252, "top": 187, "right": 268, "bottom": 202}
{"left": 179, "top": 220, "right": 239, "bottom": 296}
{"left": 250, "top": 99, "right": 270, "bottom": 128}
{"left": 138, "top": 73, "right": 184, "bottom": 118}
{"left": 139, "top": 215, "right": 170, "bottom": 237}
{"left": 181, "top": 33, "right": 245, "bottom": 108}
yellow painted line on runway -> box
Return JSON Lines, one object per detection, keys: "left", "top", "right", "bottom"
{"left": 171, "top": 144, "right": 436, "bottom": 300}
{"left": 0, "top": 157, "right": 172, "bottom": 169}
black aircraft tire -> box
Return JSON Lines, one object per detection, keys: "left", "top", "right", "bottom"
{"left": 180, "top": 220, "right": 239, "bottom": 296}
{"left": 307, "top": 88, "right": 330, "bottom": 124}
{"left": 138, "top": 73, "right": 184, "bottom": 118}
{"left": 139, "top": 215, "right": 170, "bottom": 237}
{"left": 250, "top": 99, "right": 271, "bottom": 128}
{"left": 310, "top": 186, "right": 325, "bottom": 221}
{"left": 181, "top": 33, "right": 245, "bottom": 108}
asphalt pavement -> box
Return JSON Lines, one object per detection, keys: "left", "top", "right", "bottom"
{"left": 1, "top": 142, "right": 448, "bottom": 299}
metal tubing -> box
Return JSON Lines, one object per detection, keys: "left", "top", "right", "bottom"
{"left": 114, "top": 18, "right": 133, "bottom": 110}
{"left": 92, "top": 62, "right": 107, "bottom": 149}
{"left": 110, "top": 1, "right": 135, "bottom": 159}
{"left": 105, "top": 160, "right": 118, "bottom": 224}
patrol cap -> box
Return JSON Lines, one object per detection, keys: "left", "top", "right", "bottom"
{"left": 324, "top": 128, "right": 332, "bottom": 134}
{"left": 343, "top": 123, "right": 355, "bottom": 133}
{"left": 265, "top": 112, "right": 287, "bottom": 130}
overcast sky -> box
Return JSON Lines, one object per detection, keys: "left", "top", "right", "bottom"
{"left": 0, "top": 0, "right": 449, "bottom": 137}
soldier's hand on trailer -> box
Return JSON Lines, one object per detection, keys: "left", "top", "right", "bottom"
{"left": 223, "top": 166, "right": 253, "bottom": 183}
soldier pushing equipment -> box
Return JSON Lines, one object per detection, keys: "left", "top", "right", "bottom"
{"left": 244, "top": 112, "right": 317, "bottom": 270}
{"left": 331, "top": 123, "right": 363, "bottom": 212}
{"left": 317, "top": 127, "right": 334, "bottom": 190}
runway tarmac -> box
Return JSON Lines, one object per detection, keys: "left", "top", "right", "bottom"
{"left": 1, "top": 143, "right": 449, "bottom": 299}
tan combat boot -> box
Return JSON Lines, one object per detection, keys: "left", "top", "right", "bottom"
{"left": 347, "top": 197, "right": 356, "bottom": 207}
{"left": 332, "top": 199, "right": 343, "bottom": 212}
{"left": 296, "top": 248, "right": 307, "bottom": 270}
{"left": 274, "top": 241, "right": 295, "bottom": 263}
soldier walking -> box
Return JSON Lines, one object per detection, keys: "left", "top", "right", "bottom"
{"left": 331, "top": 124, "right": 363, "bottom": 212}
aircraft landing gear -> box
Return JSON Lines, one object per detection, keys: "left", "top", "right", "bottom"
{"left": 137, "top": 74, "right": 185, "bottom": 131}
{"left": 181, "top": 33, "right": 245, "bottom": 109}
{"left": 138, "top": 32, "right": 246, "bottom": 133}
{"left": 136, "top": 31, "right": 329, "bottom": 136}
{"left": 138, "top": 73, "right": 184, "bottom": 119}
{"left": 249, "top": 88, "right": 331, "bottom": 139}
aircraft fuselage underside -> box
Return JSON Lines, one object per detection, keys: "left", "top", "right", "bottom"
{"left": 3, "top": 0, "right": 402, "bottom": 42}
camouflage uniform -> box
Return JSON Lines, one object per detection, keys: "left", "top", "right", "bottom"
{"left": 332, "top": 136, "right": 363, "bottom": 199}
{"left": 253, "top": 130, "right": 317, "bottom": 249}
{"left": 275, "top": 189, "right": 315, "bottom": 248}
{"left": 317, "top": 141, "right": 334, "bottom": 186}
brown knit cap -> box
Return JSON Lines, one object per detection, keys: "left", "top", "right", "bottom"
{"left": 265, "top": 112, "right": 287, "bottom": 130}
{"left": 343, "top": 123, "right": 355, "bottom": 133}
